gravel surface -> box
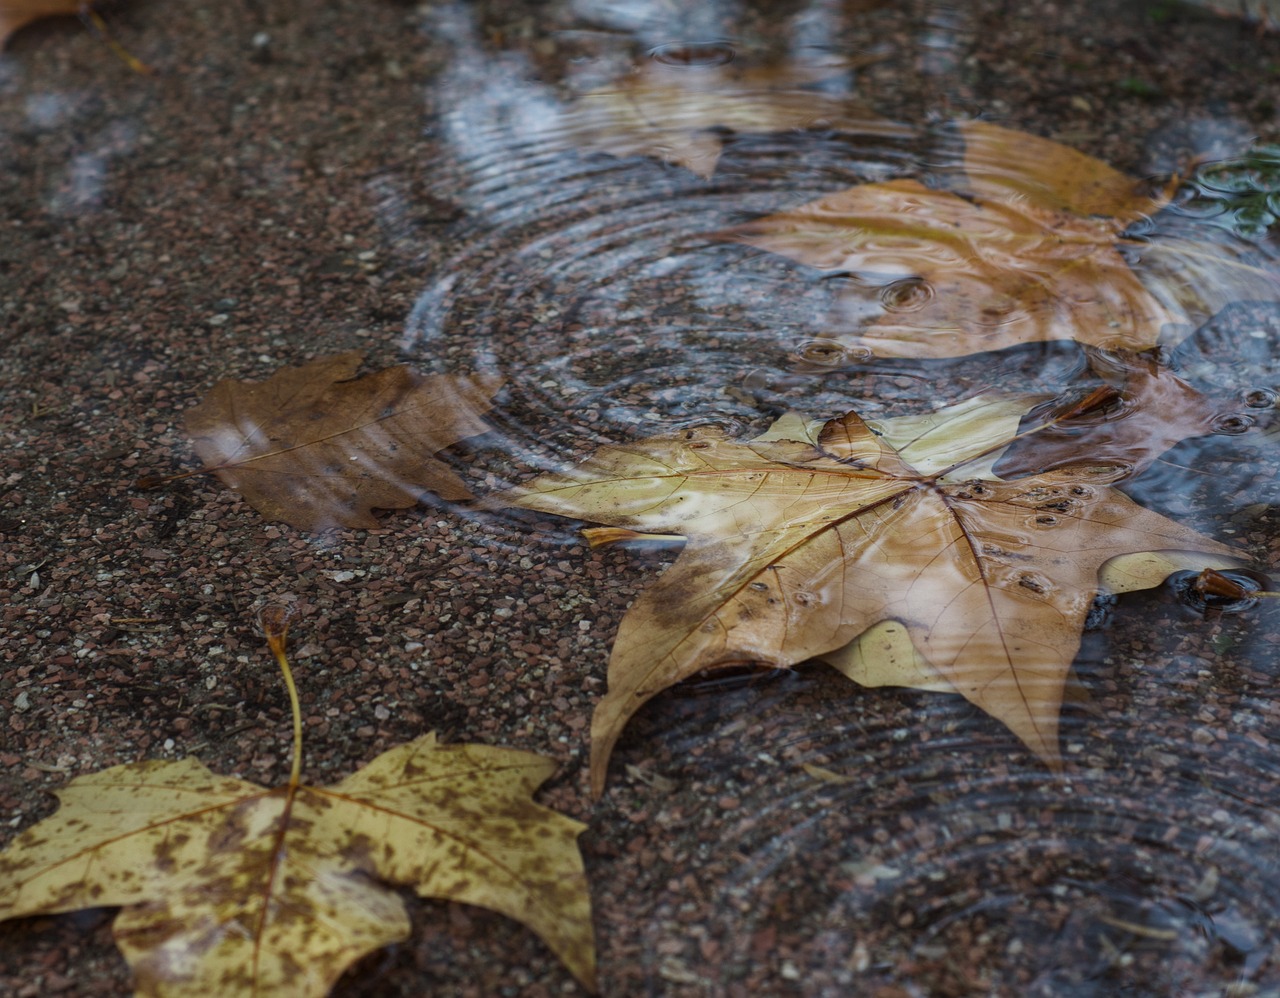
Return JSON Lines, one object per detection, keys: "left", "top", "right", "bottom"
{"left": 2, "top": 1, "right": 1280, "bottom": 995}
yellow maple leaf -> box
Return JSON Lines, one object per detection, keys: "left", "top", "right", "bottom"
{"left": 0, "top": 610, "right": 596, "bottom": 996}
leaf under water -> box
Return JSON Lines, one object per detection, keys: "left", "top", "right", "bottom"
{"left": 504, "top": 395, "right": 1240, "bottom": 794}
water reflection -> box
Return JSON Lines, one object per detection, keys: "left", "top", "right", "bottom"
{"left": 614, "top": 655, "right": 1280, "bottom": 995}
{"left": 392, "top": 1, "right": 1280, "bottom": 993}
{"left": 403, "top": 0, "right": 918, "bottom": 479}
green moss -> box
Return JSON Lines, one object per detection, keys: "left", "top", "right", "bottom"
{"left": 1118, "top": 76, "right": 1162, "bottom": 99}
{"left": 1183, "top": 143, "right": 1280, "bottom": 241}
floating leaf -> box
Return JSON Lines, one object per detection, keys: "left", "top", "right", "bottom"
{"left": 0, "top": 0, "right": 84, "bottom": 47}
{"left": 993, "top": 348, "right": 1244, "bottom": 477}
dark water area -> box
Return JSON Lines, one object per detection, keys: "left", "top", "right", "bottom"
{"left": 3, "top": 0, "right": 1280, "bottom": 995}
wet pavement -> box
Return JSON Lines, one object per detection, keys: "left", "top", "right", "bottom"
{"left": 3, "top": 0, "right": 1280, "bottom": 994}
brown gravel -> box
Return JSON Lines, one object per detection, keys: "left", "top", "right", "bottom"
{"left": 3, "top": 0, "right": 1280, "bottom": 995}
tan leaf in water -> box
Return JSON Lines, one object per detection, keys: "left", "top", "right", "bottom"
{"left": 504, "top": 396, "right": 1240, "bottom": 794}
{"left": 721, "top": 121, "right": 1183, "bottom": 357}
{"left": 993, "top": 349, "right": 1242, "bottom": 478}
{"left": 182, "top": 352, "right": 502, "bottom": 531}
{"left": 561, "top": 51, "right": 905, "bottom": 178}
{"left": 0, "top": 0, "right": 84, "bottom": 47}
{"left": 0, "top": 734, "right": 596, "bottom": 996}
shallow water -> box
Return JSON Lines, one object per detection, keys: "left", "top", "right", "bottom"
{"left": 402, "top": 1, "right": 1280, "bottom": 994}
{"left": 3, "top": 0, "right": 1280, "bottom": 995}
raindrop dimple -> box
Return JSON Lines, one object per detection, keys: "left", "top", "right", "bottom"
{"left": 879, "top": 277, "right": 934, "bottom": 312}
{"left": 1016, "top": 572, "right": 1052, "bottom": 596}
{"left": 794, "top": 340, "right": 847, "bottom": 367}
{"left": 1242, "top": 388, "right": 1277, "bottom": 409}
{"left": 1211, "top": 412, "right": 1255, "bottom": 435}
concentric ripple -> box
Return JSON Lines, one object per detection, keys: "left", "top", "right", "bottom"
{"left": 389, "top": 6, "right": 959, "bottom": 519}
{"left": 379, "top": 8, "right": 1280, "bottom": 991}
{"left": 612, "top": 654, "right": 1280, "bottom": 996}
{"left": 393, "top": 19, "right": 1279, "bottom": 545}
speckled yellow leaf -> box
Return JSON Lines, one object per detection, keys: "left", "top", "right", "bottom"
{"left": 721, "top": 121, "right": 1182, "bottom": 357}
{"left": 504, "top": 396, "right": 1240, "bottom": 794}
{"left": 0, "top": 734, "right": 596, "bottom": 995}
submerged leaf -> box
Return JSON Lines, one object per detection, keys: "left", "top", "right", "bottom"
{"left": 994, "top": 349, "right": 1239, "bottom": 477}
{"left": 721, "top": 122, "right": 1182, "bottom": 357}
{"left": 0, "top": 734, "right": 596, "bottom": 996}
{"left": 182, "top": 352, "right": 503, "bottom": 530}
{"left": 504, "top": 396, "right": 1240, "bottom": 794}
{"left": 560, "top": 51, "right": 905, "bottom": 178}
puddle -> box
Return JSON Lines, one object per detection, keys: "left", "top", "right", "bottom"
{"left": 3, "top": 0, "right": 1280, "bottom": 994}
{"left": 398, "top": 1, "right": 1280, "bottom": 993}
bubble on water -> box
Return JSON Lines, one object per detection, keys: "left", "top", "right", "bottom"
{"left": 1210, "top": 412, "right": 1256, "bottom": 435}
{"left": 793, "top": 339, "right": 849, "bottom": 367}
{"left": 1242, "top": 387, "right": 1277, "bottom": 409}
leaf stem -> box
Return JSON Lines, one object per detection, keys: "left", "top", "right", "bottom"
{"left": 80, "top": 7, "right": 154, "bottom": 75}
{"left": 260, "top": 605, "right": 304, "bottom": 789}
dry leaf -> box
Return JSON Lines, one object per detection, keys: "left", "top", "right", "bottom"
{"left": 0, "top": 0, "right": 83, "bottom": 47}
{"left": 181, "top": 352, "right": 503, "bottom": 530}
{"left": 720, "top": 121, "right": 1182, "bottom": 357}
{"left": 0, "top": 733, "right": 596, "bottom": 995}
{"left": 504, "top": 396, "right": 1239, "bottom": 794}
{"left": 560, "top": 52, "right": 905, "bottom": 178}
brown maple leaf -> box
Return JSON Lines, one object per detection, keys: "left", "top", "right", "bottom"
{"left": 174, "top": 352, "right": 503, "bottom": 531}
{"left": 0, "top": 609, "right": 596, "bottom": 996}
{"left": 560, "top": 51, "right": 903, "bottom": 178}
{"left": 503, "top": 396, "right": 1240, "bottom": 794}
{"left": 719, "top": 121, "right": 1184, "bottom": 357}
